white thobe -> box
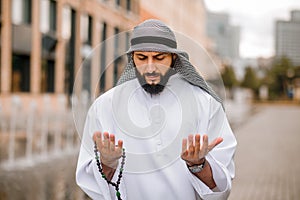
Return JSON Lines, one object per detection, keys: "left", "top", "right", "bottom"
{"left": 76, "top": 74, "right": 237, "bottom": 200}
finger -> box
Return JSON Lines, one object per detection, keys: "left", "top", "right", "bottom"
{"left": 215, "top": 137, "right": 223, "bottom": 146}
{"left": 93, "top": 131, "right": 99, "bottom": 142}
{"left": 117, "top": 140, "right": 123, "bottom": 150}
{"left": 188, "top": 134, "right": 194, "bottom": 146}
{"left": 93, "top": 131, "right": 102, "bottom": 150}
{"left": 103, "top": 132, "right": 109, "bottom": 149}
{"left": 208, "top": 137, "right": 223, "bottom": 151}
{"left": 200, "top": 134, "right": 209, "bottom": 155}
{"left": 188, "top": 135, "right": 194, "bottom": 156}
{"left": 109, "top": 134, "right": 115, "bottom": 151}
{"left": 194, "top": 134, "right": 201, "bottom": 154}
{"left": 93, "top": 131, "right": 102, "bottom": 142}
{"left": 181, "top": 138, "right": 187, "bottom": 154}
{"left": 116, "top": 140, "right": 123, "bottom": 155}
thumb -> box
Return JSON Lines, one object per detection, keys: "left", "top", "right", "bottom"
{"left": 208, "top": 137, "right": 223, "bottom": 151}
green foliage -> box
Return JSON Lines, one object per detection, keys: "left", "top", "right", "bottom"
{"left": 221, "top": 65, "right": 238, "bottom": 89}
{"left": 241, "top": 66, "right": 260, "bottom": 94}
{"left": 265, "top": 56, "right": 294, "bottom": 99}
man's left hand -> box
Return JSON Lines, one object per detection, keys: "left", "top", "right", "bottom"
{"left": 181, "top": 134, "right": 223, "bottom": 166}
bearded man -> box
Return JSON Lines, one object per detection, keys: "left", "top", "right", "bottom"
{"left": 76, "top": 19, "right": 237, "bottom": 200}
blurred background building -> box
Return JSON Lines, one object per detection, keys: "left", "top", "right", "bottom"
{"left": 206, "top": 12, "right": 240, "bottom": 63}
{"left": 0, "top": 0, "right": 140, "bottom": 100}
{"left": 140, "top": 0, "right": 208, "bottom": 48}
{"left": 275, "top": 10, "right": 300, "bottom": 66}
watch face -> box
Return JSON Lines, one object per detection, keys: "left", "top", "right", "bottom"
{"left": 189, "top": 163, "right": 204, "bottom": 173}
{"left": 188, "top": 160, "right": 206, "bottom": 173}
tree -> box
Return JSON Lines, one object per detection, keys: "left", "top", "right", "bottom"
{"left": 241, "top": 66, "right": 260, "bottom": 96}
{"left": 221, "top": 65, "right": 238, "bottom": 90}
{"left": 265, "top": 56, "right": 294, "bottom": 99}
{"left": 221, "top": 65, "right": 238, "bottom": 99}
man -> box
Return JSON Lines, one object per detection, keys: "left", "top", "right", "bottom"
{"left": 76, "top": 19, "right": 237, "bottom": 200}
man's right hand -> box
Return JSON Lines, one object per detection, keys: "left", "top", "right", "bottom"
{"left": 93, "top": 131, "right": 123, "bottom": 169}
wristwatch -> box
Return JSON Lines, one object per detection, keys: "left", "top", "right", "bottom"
{"left": 187, "top": 159, "right": 206, "bottom": 173}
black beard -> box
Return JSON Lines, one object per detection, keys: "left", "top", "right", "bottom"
{"left": 135, "top": 69, "right": 176, "bottom": 95}
{"left": 142, "top": 84, "right": 165, "bottom": 95}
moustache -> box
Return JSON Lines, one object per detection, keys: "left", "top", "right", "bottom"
{"left": 144, "top": 72, "right": 160, "bottom": 77}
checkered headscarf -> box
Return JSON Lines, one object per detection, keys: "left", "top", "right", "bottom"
{"left": 117, "top": 19, "right": 223, "bottom": 106}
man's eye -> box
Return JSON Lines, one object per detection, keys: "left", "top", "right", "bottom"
{"left": 138, "top": 56, "right": 147, "bottom": 60}
{"left": 155, "top": 56, "right": 165, "bottom": 60}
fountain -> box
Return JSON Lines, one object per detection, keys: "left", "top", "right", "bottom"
{"left": 0, "top": 93, "right": 87, "bottom": 199}
{"left": 25, "top": 100, "right": 37, "bottom": 164}
{"left": 53, "top": 95, "right": 66, "bottom": 155}
{"left": 40, "top": 95, "right": 50, "bottom": 158}
{"left": 7, "top": 95, "right": 21, "bottom": 166}
{"left": 1, "top": 93, "right": 83, "bottom": 170}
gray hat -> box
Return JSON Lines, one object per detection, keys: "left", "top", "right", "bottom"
{"left": 117, "top": 19, "right": 223, "bottom": 107}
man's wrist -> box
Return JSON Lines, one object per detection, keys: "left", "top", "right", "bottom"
{"left": 100, "top": 158, "right": 119, "bottom": 169}
{"left": 187, "top": 158, "right": 206, "bottom": 173}
{"left": 186, "top": 157, "right": 206, "bottom": 167}
{"left": 100, "top": 161, "right": 117, "bottom": 181}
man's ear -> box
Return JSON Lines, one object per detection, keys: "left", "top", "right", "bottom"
{"left": 172, "top": 53, "right": 178, "bottom": 60}
{"left": 131, "top": 53, "right": 136, "bottom": 67}
{"left": 171, "top": 53, "right": 177, "bottom": 68}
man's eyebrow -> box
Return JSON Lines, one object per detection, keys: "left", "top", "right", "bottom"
{"left": 135, "top": 53, "right": 147, "bottom": 57}
{"left": 153, "top": 53, "right": 168, "bottom": 57}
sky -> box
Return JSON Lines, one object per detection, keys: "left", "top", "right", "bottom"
{"left": 204, "top": 0, "right": 300, "bottom": 59}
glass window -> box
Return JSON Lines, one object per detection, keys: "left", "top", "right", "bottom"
{"left": 126, "top": 0, "right": 131, "bottom": 12}
{"left": 23, "top": 0, "right": 32, "bottom": 24}
{"left": 81, "top": 16, "right": 93, "bottom": 94}
{"left": 12, "top": 0, "right": 32, "bottom": 25}
{"left": 12, "top": 0, "right": 23, "bottom": 24}
{"left": 40, "top": 0, "right": 57, "bottom": 33}
{"left": 116, "top": 0, "right": 121, "bottom": 6}
{"left": 80, "top": 14, "right": 89, "bottom": 43}
{"left": 82, "top": 59, "right": 91, "bottom": 94}
{"left": 62, "top": 5, "right": 71, "bottom": 40}
{"left": 49, "top": 0, "right": 57, "bottom": 32}
{"left": 40, "top": 0, "right": 50, "bottom": 33}
{"left": 100, "top": 22, "right": 107, "bottom": 93}
{"left": 41, "top": 59, "right": 55, "bottom": 93}
{"left": 113, "top": 27, "right": 119, "bottom": 85}
{"left": 65, "top": 9, "right": 76, "bottom": 95}
{"left": 87, "top": 16, "right": 93, "bottom": 45}
{"left": 12, "top": 54, "right": 30, "bottom": 92}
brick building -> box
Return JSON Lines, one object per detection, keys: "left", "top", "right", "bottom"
{"left": 0, "top": 0, "right": 140, "bottom": 101}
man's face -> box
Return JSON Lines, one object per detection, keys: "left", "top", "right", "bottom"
{"left": 133, "top": 51, "right": 173, "bottom": 85}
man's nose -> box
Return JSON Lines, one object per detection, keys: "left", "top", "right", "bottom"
{"left": 146, "top": 59, "right": 156, "bottom": 72}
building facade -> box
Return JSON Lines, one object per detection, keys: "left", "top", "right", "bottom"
{"left": 275, "top": 10, "right": 300, "bottom": 66}
{"left": 0, "top": 0, "right": 140, "bottom": 99}
{"left": 206, "top": 12, "right": 240, "bottom": 63}
{"left": 140, "top": 0, "right": 208, "bottom": 49}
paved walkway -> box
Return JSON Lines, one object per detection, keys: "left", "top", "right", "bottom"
{"left": 229, "top": 104, "right": 300, "bottom": 200}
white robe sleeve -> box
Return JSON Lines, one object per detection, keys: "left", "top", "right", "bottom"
{"left": 75, "top": 101, "right": 127, "bottom": 200}
{"left": 187, "top": 95, "right": 237, "bottom": 200}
